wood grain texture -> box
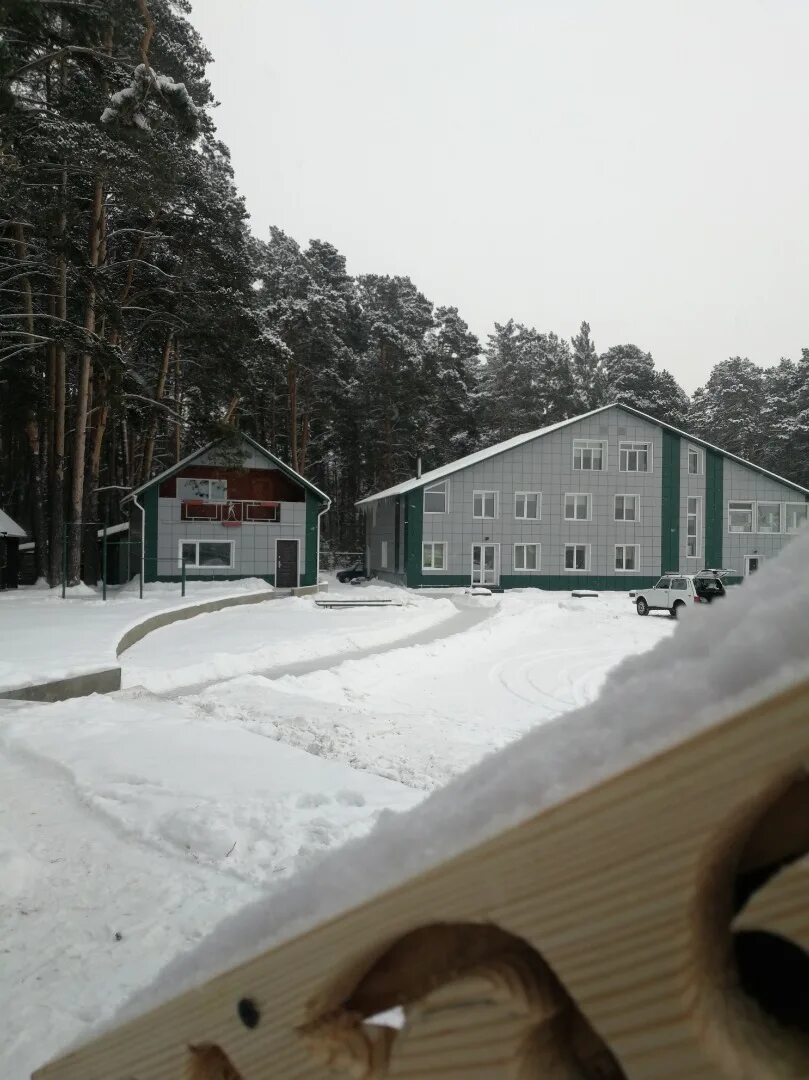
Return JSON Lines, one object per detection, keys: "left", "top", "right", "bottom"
{"left": 35, "top": 677, "right": 809, "bottom": 1079}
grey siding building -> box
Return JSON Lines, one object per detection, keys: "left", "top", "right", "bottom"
{"left": 357, "top": 404, "right": 808, "bottom": 590}
{"left": 124, "top": 434, "right": 329, "bottom": 587}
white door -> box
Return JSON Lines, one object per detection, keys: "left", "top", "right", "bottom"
{"left": 745, "top": 555, "right": 764, "bottom": 576}
{"left": 648, "top": 576, "right": 671, "bottom": 609}
{"left": 472, "top": 543, "right": 499, "bottom": 586}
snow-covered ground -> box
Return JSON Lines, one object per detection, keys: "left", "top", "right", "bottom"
{"left": 0, "top": 577, "right": 275, "bottom": 693}
{"left": 0, "top": 583, "right": 673, "bottom": 1078}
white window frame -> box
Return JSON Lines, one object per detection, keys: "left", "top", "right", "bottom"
{"left": 380, "top": 540, "right": 389, "bottom": 569}
{"left": 564, "top": 492, "right": 592, "bottom": 522}
{"left": 177, "top": 538, "right": 234, "bottom": 569}
{"left": 618, "top": 441, "right": 652, "bottom": 473}
{"left": 564, "top": 543, "right": 590, "bottom": 572}
{"left": 727, "top": 500, "right": 754, "bottom": 534}
{"left": 785, "top": 502, "right": 808, "bottom": 533}
{"left": 513, "top": 543, "right": 541, "bottom": 572}
{"left": 421, "top": 541, "right": 447, "bottom": 571}
{"left": 514, "top": 491, "right": 542, "bottom": 520}
{"left": 614, "top": 543, "right": 639, "bottom": 572}
{"left": 177, "top": 476, "right": 228, "bottom": 502}
{"left": 686, "top": 496, "right": 702, "bottom": 558}
{"left": 614, "top": 493, "right": 640, "bottom": 523}
{"left": 744, "top": 554, "right": 765, "bottom": 576}
{"left": 687, "top": 446, "right": 703, "bottom": 475}
{"left": 424, "top": 480, "right": 449, "bottom": 514}
{"left": 756, "top": 501, "right": 782, "bottom": 534}
{"left": 572, "top": 439, "right": 607, "bottom": 472}
{"left": 472, "top": 490, "right": 499, "bottom": 519}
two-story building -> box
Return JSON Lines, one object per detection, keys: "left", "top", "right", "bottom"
{"left": 124, "top": 433, "right": 330, "bottom": 588}
{"left": 357, "top": 403, "right": 808, "bottom": 590}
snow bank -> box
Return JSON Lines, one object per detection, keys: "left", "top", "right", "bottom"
{"left": 116, "top": 529, "right": 809, "bottom": 1025}
{"left": 0, "top": 579, "right": 273, "bottom": 693}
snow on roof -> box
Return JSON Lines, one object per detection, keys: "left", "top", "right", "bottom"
{"left": 356, "top": 402, "right": 809, "bottom": 505}
{"left": 113, "top": 524, "right": 809, "bottom": 1027}
{"left": 0, "top": 509, "right": 26, "bottom": 538}
{"left": 123, "top": 433, "right": 329, "bottom": 505}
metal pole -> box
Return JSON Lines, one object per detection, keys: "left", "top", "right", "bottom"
{"left": 62, "top": 524, "right": 67, "bottom": 599}
{"left": 181, "top": 558, "right": 186, "bottom": 597}
{"left": 102, "top": 523, "right": 108, "bottom": 601}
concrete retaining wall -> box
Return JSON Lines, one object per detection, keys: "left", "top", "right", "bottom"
{"left": 115, "top": 589, "right": 277, "bottom": 655}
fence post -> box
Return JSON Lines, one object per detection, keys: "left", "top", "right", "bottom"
{"left": 61, "top": 524, "right": 67, "bottom": 599}
{"left": 181, "top": 558, "right": 186, "bottom": 597}
{"left": 102, "top": 523, "right": 108, "bottom": 601}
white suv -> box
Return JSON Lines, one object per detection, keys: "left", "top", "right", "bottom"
{"left": 633, "top": 570, "right": 730, "bottom": 618}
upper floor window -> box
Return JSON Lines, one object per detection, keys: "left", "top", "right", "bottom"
{"left": 728, "top": 501, "right": 753, "bottom": 533}
{"left": 619, "top": 441, "right": 651, "bottom": 472}
{"left": 687, "top": 446, "right": 703, "bottom": 475}
{"left": 421, "top": 541, "right": 446, "bottom": 570}
{"left": 514, "top": 491, "right": 541, "bottom": 520}
{"left": 614, "top": 494, "right": 639, "bottom": 522}
{"left": 786, "top": 502, "right": 808, "bottom": 533}
{"left": 178, "top": 477, "right": 227, "bottom": 502}
{"left": 572, "top": 439, "right": 606, "bottom": 471}
{"left": 473, "top": 490, "right": 498, "bottom": 519}
{"left": 686, "top": 496, "right": 701, "bottom": 557}
{"left": 424, "top": 480, "right": 448, "bottom": 514}
{"left": 564, "top": 493, "right": 592, "bottom": 521}
{"left": 757, "top": 502, "right": 782, "bottom": 534}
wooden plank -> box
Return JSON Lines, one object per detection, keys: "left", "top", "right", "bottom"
{"left": 35, "top": 676, "right": 809, "bottom": 1079}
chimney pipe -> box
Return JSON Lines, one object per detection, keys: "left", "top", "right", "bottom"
{"left": 416, "top": 456, "right": 422, "bottom": 478}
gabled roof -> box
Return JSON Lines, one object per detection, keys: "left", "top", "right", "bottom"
{"left": 122, "top": 433, "right": 329, "bottom": 505}
{"left": 356, "top": 402, "right": 809, "bottom": 505}
{"left": 0, "top": 508, "right": 26, "bottom": 538}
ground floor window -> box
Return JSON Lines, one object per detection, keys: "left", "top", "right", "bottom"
{"left": 178, "top": 539, "right": 234, "bottom": 568}
{"left": 614, "top": 543, "right": 639, "bottom": 572}
{"left": 745, "top": 554, "right": 765, "bottom": 576}
{"left": 422, "top": 541, "right": 446, "bottom": 570}
{"left": 564, "top": 543, "right": 590, "bottom": 571}
{"left": 513, "top": 543, "right": 540, "bottom": 571}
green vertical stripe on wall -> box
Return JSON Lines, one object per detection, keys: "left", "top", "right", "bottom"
{"left": 660, "top": 429, "right": 681, "bottom": 574}
{"left": 143, "top": 484, "right": 159, "bottom": 582}
{"left": 303, "top": 492, "right": 320, "bottom": 586}
{"left": 704, "top": 449, "right": 724, "bottom": 567}
{"left": 405, "top": 487, "right": 423, "bottom": 586}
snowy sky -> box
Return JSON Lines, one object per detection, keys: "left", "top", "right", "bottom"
{"left": 189, "top": 0, "right": 809, "bottom": 392}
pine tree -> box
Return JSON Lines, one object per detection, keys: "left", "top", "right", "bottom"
{"left": 687, "top": 357, "right": 765, "bottom": 460}
{"left": 570, "top": 321, "right": 605, "bottom": 411}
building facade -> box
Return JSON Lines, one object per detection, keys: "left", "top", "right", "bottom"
{"left": 358, "top": 404, "right": 808, "bottom": 590}
{"left": 124, "top": 434, "right": 329, "bottom": 587}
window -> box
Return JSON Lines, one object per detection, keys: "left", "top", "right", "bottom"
{"left": 177, "top": 477, "right": 227, "bottom": 502}
{"left": 421, "top": 541, "right": 446, "bottom": 571}
{"left": 572, "top": 439, "right": 606, "bottom": 471}
{"left": 564, "top": 493, "right": 591, "bottom": 521}
{"left": 473, "top": 490, "right": 498, "bottom": 518}
{"left": 757, "top": 502, "right": 782, "bottom": 534}
{"left": 786, "top": 502, "right": 808, "bottom": 533}
{"left": 671, "top": 577, "right": 688, "bottom": 591}
{"left": 380, "top": 540, "right": 388, "bottom": 569}
{"left": 178, "top": 539, "right": 234, "bottom": 568}
{"left": 424, "top": 480, "right": 448, "bottom": 514}
{"left": 514, "top": 543, "right": 540, "bottom": 571}
{"left": 654, "top": 577, "right": 671, "bottom": 590}
{"left": 619, "top": 441, "right": 651, "bottom": 472}
{"left": 514, "top": 492, "right": 541, "bottom": 520}
{"left": 728, "top": 501, "right": 753, "bottom": 533}
{"left": 614, "top": 544, "right": 639, "bottom": 572}
{"left": 687, "top": 446, "right": 703, "bottom": 475}
{"left": 686, "top": 496, "right": 701, "bottom": 557}
{"left": 614, "top": 494, "right": 639, "bottom": 522}
{"left": 564, "top": 543, "right": 590, "bottom": 571}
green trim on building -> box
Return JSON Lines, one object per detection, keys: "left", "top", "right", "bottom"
{"left": 660, "top": 429, "right": 681, "bottom": 574}
{"left": 303, "top": 491, "right": 320, "bottom": 586}
{"left": 143, "top": 485, "right": 159, "bottom": 583}
{"left": 704, "top": 449, "right": 724, "bottom": 567}
{"left": 404, "top": 487, "right": 424, "bottom": 586}
{"left": 411, "top": 574, "right": 660, "bottom": 591}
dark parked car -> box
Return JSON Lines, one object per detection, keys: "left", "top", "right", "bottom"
{"left": 336, "top": 563, "right": 366, "bottom": 584}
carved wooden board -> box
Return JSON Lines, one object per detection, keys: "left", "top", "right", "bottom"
{"left": 35, "top": 676, "right": 809, "bottom": 1078}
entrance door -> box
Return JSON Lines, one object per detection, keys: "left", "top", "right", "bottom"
{"left": 745, "top": 555, "right": 764, "bottom": 576}
{"left": 276, "top": 539, "right": 299, "bottom": 588}
{"left": 472, "top": 543, "right": 498, "bottom": 586}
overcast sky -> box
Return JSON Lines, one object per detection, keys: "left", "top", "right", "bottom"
{"left": 190, "top": 0, "right": 808, "bottom": 392}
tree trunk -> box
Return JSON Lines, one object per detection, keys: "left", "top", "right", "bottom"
{"left": 174, "top": 340, "right": 182, "bottom": 462}
{"left": 67, "top": 177, "right": 103, "bottom": 586}
{"left": 140, "top": 331, "right": 174, "bottom": 483}
{"left": 288, "top": 364, "right": 298, "bottom": 472}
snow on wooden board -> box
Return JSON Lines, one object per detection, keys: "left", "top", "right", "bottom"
{"left": 110, "top": 528, "right": 809, "bottom": 1032}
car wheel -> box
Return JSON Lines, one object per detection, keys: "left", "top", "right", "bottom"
{"left": 671, "top": 600, "right": 684, "bottom": 618}
{"left": 636, "top": 597, "right": 649, "bottom": 616}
